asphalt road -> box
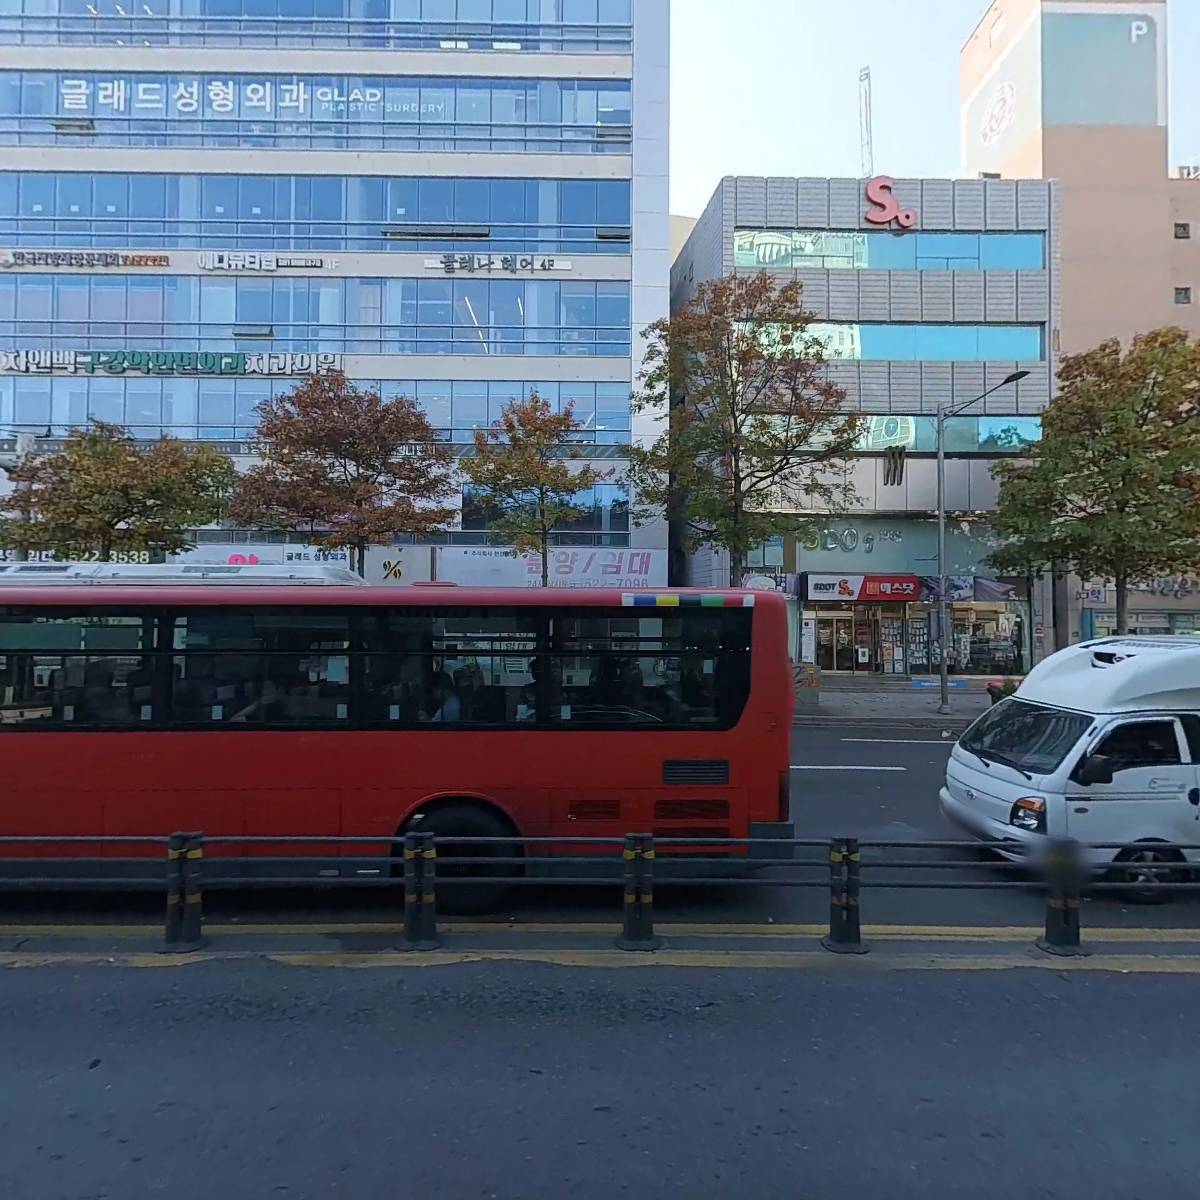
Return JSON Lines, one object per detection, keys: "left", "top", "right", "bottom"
{"left": 5, "top": 722, "right": 1200, "bottom": 930}
{"left": 3, "top": 960, "right": 1195, "bottom": 1200}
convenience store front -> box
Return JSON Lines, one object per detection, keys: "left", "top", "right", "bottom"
{"left": 801, "top": 573, "right": 1031, "bottom": 677}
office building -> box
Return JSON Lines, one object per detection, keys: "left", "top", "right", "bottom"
{"left": 962, "top": 0, "right": 1200, "bottom": 638}
{"left": 0, "top": 0, "right": 670, "bottom": 585}
{"left": 672, "top": 173, "right": 1060, "bottom": 675}
{"left": 962, "top": 0, "right": 1197, "bottom": 354}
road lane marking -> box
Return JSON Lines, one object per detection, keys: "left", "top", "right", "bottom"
{"left": 839, "top": 738, "right": 954, "bottom": 746}
{"left": 791, "top": 765, "right": 907, "bottom": 772}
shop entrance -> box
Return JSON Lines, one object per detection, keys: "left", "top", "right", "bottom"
{"left": 814, "top": 606, "right": 911, "bottom": 675}
{"left": 815, "top": 608, "right": 898, "bottom": 674}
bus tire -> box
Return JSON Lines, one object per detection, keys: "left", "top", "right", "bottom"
{"left": 1112, "top": 844, "right": 1186, "bottom": 904}
{"left": 400, "top": 801, "right": 521, "bottom": 916}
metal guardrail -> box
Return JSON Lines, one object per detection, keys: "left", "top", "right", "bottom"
{"left": 1, "top": 832, "right": 1199, "bottom": 958}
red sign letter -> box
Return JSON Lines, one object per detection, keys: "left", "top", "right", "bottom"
{"left": 865, "top": 176, "right": 917, "bottom": 230}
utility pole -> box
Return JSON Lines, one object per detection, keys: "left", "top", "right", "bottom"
{"left": 859, "top": 67, "right": 874, "bottom": 178}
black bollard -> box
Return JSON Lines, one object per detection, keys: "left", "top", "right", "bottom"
{"left": 821, "top": 837, "right": 868, "bottom": 955}
{"left": 1036, "top": 838, "right": 1088, "bottom": 957}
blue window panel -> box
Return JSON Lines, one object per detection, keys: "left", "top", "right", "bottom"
{"left": 0, "top": 172, "right": 632, "bottom": 256}
{"left": 978, "top": 325, "right": 1041, "bottom": 360}
{"left": 732, "top": 229, "right": 1047, "bottom": 274}
{"left": 915, "top": 233, "right": 976, "bottom": 259}
{"left": 915, "top": 324, "right": 977, "bottom": 361}
{"left": 865, "top": 234, "right": 915, "bottom": 269}
{"left": 979, "top": 233, "right": 1044, "bottom": 270}
{"left": 976, "top": 416, "right": 1043, "bottom": 451}
{"left": 9, "top": 273, "right": 632, "bottom": 356}
{"left": 808, "top": 322, "right": 1044, "bottom": 362}
{"left": 858, "top": 325, "right": 916, "bottom": 360}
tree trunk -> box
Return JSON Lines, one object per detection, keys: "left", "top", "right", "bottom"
{"left": 728, "top": 548, "right": 744, "bottom": 590}
{"left": 1115, "top": 573, "right": 1129, "bottom": 635}
{"left": 98, "top": 536, "right": 112, "bottom": 562}
{"left": 540, "top": 529, "right": 549, "bottom": 588}
{"left": 1050, "top": 561, "right": 1070, "bottom": 651}
{"left": 353, "top": 543, "right": 366, "bottom": 577}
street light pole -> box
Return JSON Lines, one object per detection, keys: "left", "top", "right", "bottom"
{"left": 936, "top": 371, "right": 1030, "bottom": 715}
{"left": 936, "top": 404, "right": 948, "bottom": 711}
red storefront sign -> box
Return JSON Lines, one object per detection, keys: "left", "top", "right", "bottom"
{"left": 805, "top": 574, "right": 920, "bottom": 602}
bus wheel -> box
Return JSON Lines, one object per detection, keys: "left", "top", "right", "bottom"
{"left": 401, "top": 802, "right": 521, "bottom": 916}
{"left": 1112, "top": 845, "right": 1186, "bottom": 904}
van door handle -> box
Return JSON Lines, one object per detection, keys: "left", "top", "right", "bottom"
{"left": 1190, "top": 788, "right": 1200, "bottom": 807}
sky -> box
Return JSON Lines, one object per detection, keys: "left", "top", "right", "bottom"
{"left": 669, "top": 0, "right": 1200, "bottom": 216}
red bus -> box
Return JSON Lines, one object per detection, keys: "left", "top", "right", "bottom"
{"left": 0, "top": 570, "right": 793, "bottom": 908}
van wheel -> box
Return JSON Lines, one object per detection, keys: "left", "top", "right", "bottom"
{"left": 1112, "top": 845, "right": 1186, "bottom": 904}
{"left": 401, "top": 803, "right": 520, "bottom": 916}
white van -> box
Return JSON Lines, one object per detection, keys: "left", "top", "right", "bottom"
{"left": 941, "top": 637, "right": 1200, "bottom": 892}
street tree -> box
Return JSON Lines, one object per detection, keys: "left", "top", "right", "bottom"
{"left": 229, "top": 372, "right": 456, "bottom": 575}
{"left": 628, "top": 272, "right": 861, "bottom": 587}
{"left": 0, "top": 420, "right": 235, "bottom": 561}
{"left": 462, "top": 389, "right": 611, "bottom": 587}
{"left": 989, "top": 327, "right": 1200, "bottom": 633}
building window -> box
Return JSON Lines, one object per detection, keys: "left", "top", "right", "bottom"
{"left": 0, "top": 0, "right": 634, "bottom": 52}
{"left": 0, "top": 376, "right": 633, "bottom": 445}
{"left": 0, "top": 72, "right": 633, "bottom": 155}
{"left": 1175, "top": 287, "right": 1193, "bottom": 306}
{"left": 732, "top": 230, "right": 1045, "bottom": 272}
{"left": 785, "top": 322, "right": 1044, "bottom": 363}
{"left": 1174, "top": 223, "right": 1192, "bottom": 240}
{"left": 747, "top": 537, "right": 784, "bottom": 569}
{"left": 0, "top": 274, "right": 632, "bottom": 358}
{"left": 1, "top": 172, "right": 634, "bottom": 255}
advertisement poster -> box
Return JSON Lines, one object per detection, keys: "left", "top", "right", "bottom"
{"left": 365, "top": 545, "right": 667, "bottom": 590}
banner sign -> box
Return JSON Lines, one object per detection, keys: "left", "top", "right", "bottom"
{"left": 197, "top": 253, "right": 334, "bottom": 272}
{"left": 172, "top": 544, "right": 350, "bottom": 567}
{"left": 805, "top": 574, "right": 920, "bottom": 601}
{"left": 365, "top": 545, "right": 667, "bottom": 590}
{"left": 429, "top": 255, "right": 572, "bottom": 276}
{"left": 0, "top": 350, "right": 342, "bottom": 376}
{"left": 804, "top": 573, "right": 1019, "bottom": 603}
{"left": 0, "top": 251, "right": 169, "bottom": 269}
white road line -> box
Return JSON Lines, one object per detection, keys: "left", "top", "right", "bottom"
{"left": 791, "top": 765, "right": 908, "bottom": 772}
{"left": 839, "top": 738, "right": 954, "bottom": 746}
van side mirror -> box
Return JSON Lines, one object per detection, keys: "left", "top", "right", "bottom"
{"left": 1077, "top": 755, "right": 1115, "bottom": 787}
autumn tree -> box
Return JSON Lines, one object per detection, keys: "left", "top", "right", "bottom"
{"left": 628, "top": 272, "right": 861, "bottom": 587}
{"left": 0, "top": 420, "right": 235, "bottom": 561}
{"left": 462, "top": 390, "right": 611, "bottom": 587}
{"left": 989, "top": 327, "right": 1200, "bottom": 633}
{"left": 229, "top": 373, "right": 456, "bottom": 575}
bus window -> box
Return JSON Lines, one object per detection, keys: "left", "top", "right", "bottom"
{"left": 0, "top": 608, "right": 157, "bottom": 726}
{"left": 360, "top": 607, "right": 538, "bottom": 726}
{"left": 548, "top": 610, "right": 748, "bottom": 728}
{"left": 169, "top": 608, "right": 352, "bottom": 725}
{"left": 171, "top": 652, "right": 352, "bottom": 724}
{"left": 0, "top": 652, "right": 155, "bottom": 725}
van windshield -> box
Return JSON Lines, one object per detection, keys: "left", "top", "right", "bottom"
{"left": 959, "top": 698, "right": 1093, "bottom": 776}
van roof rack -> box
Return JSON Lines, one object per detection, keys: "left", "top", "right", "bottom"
{"left": 0, "top": 562, "right": 367, "bottom": 586}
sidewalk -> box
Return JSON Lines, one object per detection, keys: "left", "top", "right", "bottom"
{"left": 794, "top": 687, "right": 990, "bottom": 729}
